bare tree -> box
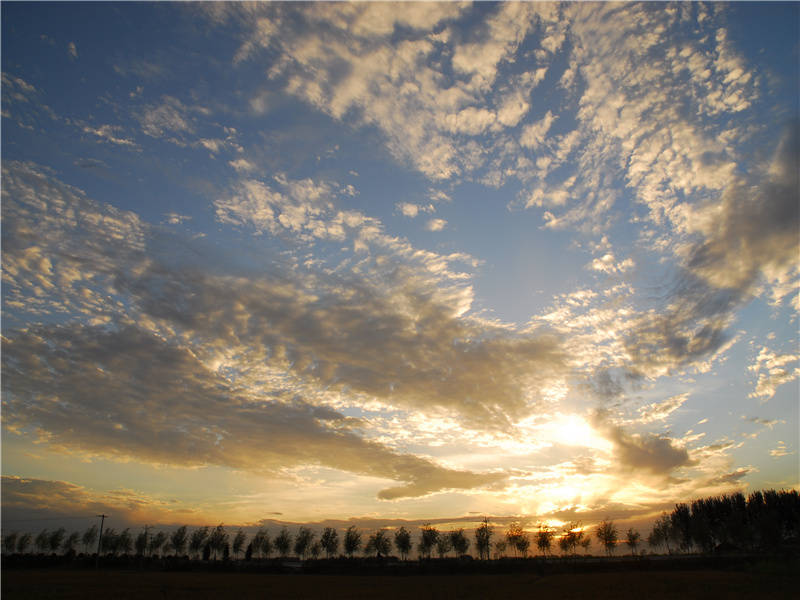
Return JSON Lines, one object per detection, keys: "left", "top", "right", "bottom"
{"left": 208, "top": 525, "right": 228, "bottom": 560}
{"left": 135, "top": 531, "right": 148, "bottom": 556}
{"left": 309, "top": 541, "right": 322, "bottom": 559}
{"left": 320, "top": 527, "right": 339, "bottom": 558}
{"left": 344, "top": 525, "right": 361, "bottom": 558}
{"left": 394, "top": 527, "right": 412, "bottom": 560}
{"left": 595, "top": 520, "right": 618, "bottom": 556}
{"left": 493, "top": 540, "right": 507, "bottom": 559}
{"left": 475, "top": 518, "right": 493, "bottom": 560}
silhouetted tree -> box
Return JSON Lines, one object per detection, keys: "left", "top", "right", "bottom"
{"left": 63, "top": 531, "right": 80, "bottom": 554}
{"left": 3, "top": 532, "right": 18, "bottom": 554}
{"left": 344, "top": 525, "right": 361, "bottom": 557}
{"left": 82, "top": 525, "right": 98, "bottom": 554}
{"left": 101, "top": 529, "right": 119, "bottom": 555}
{"left": 310, "top": 541, "right": 321, "bottom": 559}
{"left": 536, "top": 524, "right": 553, "bottom": 556}
{"left": 251, "top": 529, "right": 268, "bottom": 558}
{"left": 35, "top": 529, "right": 49, "bottom": 553}
{"left": 435, "top": 534, "right": 452, "bottom": 558}
{"left": 189, "top": 526, "right": 209, "bottom": 559}
{"left": 293, "top": 526, "right": 314, "bottom": 559}
{"left": 48, "top": 528, "right": 66, "bottom": 554}
{"left": 559, "top": 522, "right": 582, "bottom": 556}
{"left": 505, "top": 522, "right": 525, "bottom": 557}
{"left": 647, "top": 513, "right": 673, "bottom": 554}
{"left": 118, "top": 529, "right": 133, "bottom": 556}
{"left": 232, "top": 529, "right": 247, "bottom": 558}
{"left": 449, "top": 528, "right": 470, "bottom": 556}
{"left": 170, "top": 526, "right": 188, "bottom": 556}
{"left": 149, "top": 531, "right": 167, "bottom": 557}
{"left": 16, "top": 533, "right": 32, "bottom": 555}
{"left": 580, "top": 534, "right": 592, "bottom": 554}
{"left": 625, "top": 528, "right": 640, "bottom": 555}
{"left": 670, "top": 503, "right": 693, "bottom": 552}
{"left": 135, "top": 531, "right": 147, "bottom": 556}
{"left": 493, "top": 539, "right": 507, "bottom": 558}
{"left": 394, "top": 527, "right": 412, "bottom": 560}
{"left": 417, "top": 524, "right": 438, "bottom": 559}
{"left": 275, "top": 527, "right": 292, "bottom": 558}
{"left": 595, "top": 520, "right": 618, "bottom": 556}
{"left": 208, "top": 525, "right": 228, "bottom": 560}
{"left": 475, "top": 518, "right": 493, "bottom": 560}
{"left": 366, "top": 529, "right": 391, "bottom": 557}
{"left": 321, "top": 527, "right": 339, "bottom": 558}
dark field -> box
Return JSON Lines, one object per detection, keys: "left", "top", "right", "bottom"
{"left": 3, "top": 568, "right": 797, "bottom": 600}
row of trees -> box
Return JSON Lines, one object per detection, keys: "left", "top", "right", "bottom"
{"left": 4, "top": 490, "right": 796, "bottom": 560}
{"left": 647, "top": 489, "right": 799, "bottom": 554}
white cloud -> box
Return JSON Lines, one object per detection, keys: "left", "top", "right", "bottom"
{"left": 426, "top": 218, "right": 447, "bottom": 232}
{"left": 67, "top": 42, "right": 78, "bottom": 59}
{"left": 748, "top": 346, "right": 800, "bottom": 402}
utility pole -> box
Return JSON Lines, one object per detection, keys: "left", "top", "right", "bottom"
{"left": 95, "top": 514, "right": 108, "bottom": 568}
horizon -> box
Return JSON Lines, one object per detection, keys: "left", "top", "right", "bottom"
{"left": 2, "top": 2, "right": 798, "bottom": 537}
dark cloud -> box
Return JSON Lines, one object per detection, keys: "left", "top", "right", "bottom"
{"left": 2, "top": 323, "right": 506, "bottom": 500}
{"left": 593, "top": 412, "right": 694, "bottom": 476}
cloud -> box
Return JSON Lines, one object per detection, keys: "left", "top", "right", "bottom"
{"left": 593, "top": 413, "right": 694, "bottom": 476}
{"left": 426, "top": 218, "right": 447, "bottom": 232}
{"left": 769, "top": 442, "right": 792, "bottom": 458}
{"left": 82, "top": 124, "right": 138, "bottom": 148}
{"left": 638, "top": 393, "right": 689, "bottom": 424}
{"left": 748, "top": 346, "right": 800, "bottom": 402}
{"left": 2, "top": 161, "right": 568, "bottom": 495}
{"left": 67, "top": 42, "right": 78, "bottom": 59}
{"left": 2, "top": 323, "right": 506, "bottom": 501}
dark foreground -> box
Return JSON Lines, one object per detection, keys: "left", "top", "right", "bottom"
{"left": 3, "top": 568, "right": 797, "bottom": 600}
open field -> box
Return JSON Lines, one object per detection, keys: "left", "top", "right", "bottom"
{"left": 3, "top": 568, "right": 797, "bottom": 600}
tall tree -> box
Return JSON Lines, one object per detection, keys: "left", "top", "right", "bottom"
{"left": 170, "top": 526, "right": 188, "bottom": 556}
{"left": 293, "top": 527, "right": 314, "bottom": 559}
{"left": 82, "top": 525, "right": 98, "bottom": 554}
{"left": 595, "top": 520, "right": 618, "bottom": 556}
{"left": 449, "top": 528, "right": 470, "bottom": 557}
{"left": 63, "top": 531, "right": 79, "bottom": 554}
{"left": 366, "top": 529, "right": 391, "bottom": 558}
{"left": 189, "top": 526, "right": 209, "bottom": 559}
{"left": 149, "top": 531, "right": 167, "bottom": 557}
{"left": 274, "top": 527, "right": 292, "bottom": 558}
{"left": 135, "top": 531, "right": 148, "bottom": 556}
{"left": 394, "top": 527, "right": 412, "bottom": 560}
{"left": 3, "top": 532, "right": 18, "bottom": 554}
{"left": 474, "top": 518, "right": 493, "bottom": 560}
{"left": 625, "top": 528, "right": 641, "bottom": 555}
{"left": 208, "top": 525, "right": 228, "bottom": 560}
{"left": 343, "top": 525, "right": 361, "bottom": 558}
{"left": 232, "top": 529, "right": 247, "bottom": 558}
{"left": 435, "top": 534, "right": 452, "bottom": 558}
{"left": 320, "top": 527, "right": 339, "bottom": 558}
{"left": 536, "top": 524, "right": 554, "bottom": 556}
{"left": 505, "top": 522, "right": 525, "bottom": 557}
{"left": 118, "top": 529, "right": 133, "bottom": 556}
{"left": 417, "top": 524, "right": 438, "bottom": 560}
{"left": 35, "top": 530, "right": 49, "bottom": 553}
{"left": 16, "top": 533, "right": 32, "bottom": 555}
{"left": 48, "top": 528, "right": 66, "bottom": 554}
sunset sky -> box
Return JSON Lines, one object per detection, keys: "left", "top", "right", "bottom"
{"left": 2, "top": 1, "right": 798, "bottom": 538}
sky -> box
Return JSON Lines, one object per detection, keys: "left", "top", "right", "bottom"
{"left": 2, "top": 1, "right": 798, "bottom": 540}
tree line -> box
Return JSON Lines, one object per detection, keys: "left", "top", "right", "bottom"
{"left": 3, "top": 489, "right": 797, "bottom": 561}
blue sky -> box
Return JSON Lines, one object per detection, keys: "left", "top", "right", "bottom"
{"left": 2, "top": 2, "right": 798, "bottom": 535}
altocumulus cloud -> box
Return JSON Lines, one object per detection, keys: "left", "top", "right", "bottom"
{"left": 1, "top": 161, "right": 570, "bottom": 498}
